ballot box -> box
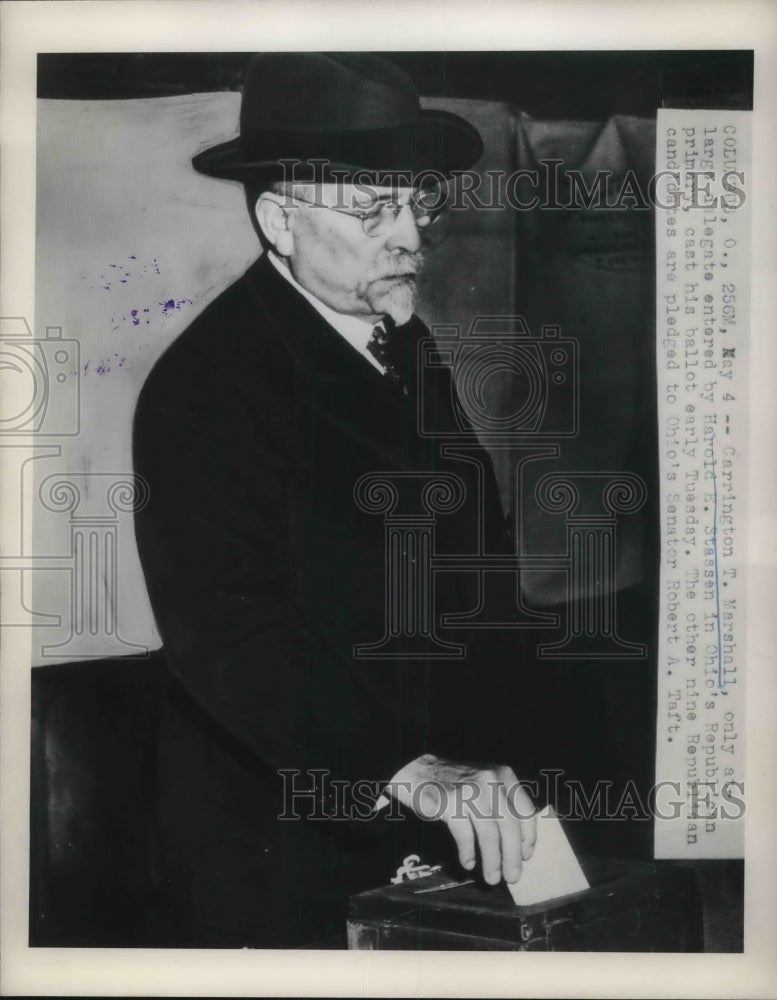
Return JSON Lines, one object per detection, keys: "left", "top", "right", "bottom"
{"left": 348, "top": 859, "right": 704, "bottom": 951}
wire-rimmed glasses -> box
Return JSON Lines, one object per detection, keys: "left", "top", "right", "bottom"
{"left": 286, "top": 184, "right": 448, "bottom": 236}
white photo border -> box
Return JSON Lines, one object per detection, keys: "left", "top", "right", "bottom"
{"left": 1, "top": 1, "right": 776, "bottom": 996}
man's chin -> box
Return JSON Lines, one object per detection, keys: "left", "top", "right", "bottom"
{"left": 369, "top": 281, "right": 417, "bottom": 326}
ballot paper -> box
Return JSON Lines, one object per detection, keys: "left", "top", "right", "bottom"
{"left": 507, "top": 805, "right": 590, "bottom": 906}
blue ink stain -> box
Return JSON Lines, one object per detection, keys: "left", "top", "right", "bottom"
{"left": 80, "top": 353, "right": 127, "bottom": 376}
{"left": 86, "top": 256, "right": 160, "bottom": 291}
{"left": 160, "top": 297, "right": 193, "bottom": 315}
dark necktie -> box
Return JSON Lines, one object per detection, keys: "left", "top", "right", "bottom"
{"left": 366, "top": 323, "right": 406, "bottom": 392}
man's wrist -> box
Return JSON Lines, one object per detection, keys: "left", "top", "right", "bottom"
{"left": 377, "top": 754, "right": 440, "bottom": 811}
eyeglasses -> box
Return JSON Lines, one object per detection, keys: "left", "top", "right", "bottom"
{"left": 286, "top": 187, "right": 447, "bottom": 237}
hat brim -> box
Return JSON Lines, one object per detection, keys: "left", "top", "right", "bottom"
{"left": 191, "top": 110, "right": 483, "bottom": 183}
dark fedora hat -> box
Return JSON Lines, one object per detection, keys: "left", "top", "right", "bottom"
{"left": 192, "top": 52, "right": 483, "bottom": 182}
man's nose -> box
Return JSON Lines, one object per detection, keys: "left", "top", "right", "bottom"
{"left": 385, "top": 205, "right": 422, "bottom": 253}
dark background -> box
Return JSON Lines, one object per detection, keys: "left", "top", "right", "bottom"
{"left": 39, "top": 50, "right": 753, "bottom": 113}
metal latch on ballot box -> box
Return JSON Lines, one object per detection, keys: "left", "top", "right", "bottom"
{"left": 390, "top": 854, "right": 442, "bottom": 884}
{"left": 390, "top": 854, "right": 476, "bottom": 894}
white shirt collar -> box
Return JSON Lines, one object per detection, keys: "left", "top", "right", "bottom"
{"left": 267, "top": 251, "right": 384, "bottom": 373}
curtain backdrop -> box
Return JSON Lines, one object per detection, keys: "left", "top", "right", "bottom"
{"left": 31, "top": 95, "right": 656, "bottom": 662}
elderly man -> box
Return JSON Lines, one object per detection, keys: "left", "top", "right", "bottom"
{"left": 133, "top": 52, "right": 535, "bottom": 948}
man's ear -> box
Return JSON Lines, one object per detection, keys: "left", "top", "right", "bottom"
{"left": 254, "top": 194, "right": 295, "bottom": 257}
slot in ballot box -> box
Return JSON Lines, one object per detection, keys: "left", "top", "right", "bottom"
{"left": 348, "top": 859, "right": 703, "bottom": 951}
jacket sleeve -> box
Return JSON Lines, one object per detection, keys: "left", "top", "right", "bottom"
{"left": 132, "top": 338, "right": 429, "bottom": 812}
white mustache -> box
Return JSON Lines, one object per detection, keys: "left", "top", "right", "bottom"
{"left": 372, "top": 252, "right": 425, "bottom": 280}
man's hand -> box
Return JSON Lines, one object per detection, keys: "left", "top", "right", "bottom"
{"left": 384, "top": 754, "right": 537, "bottom": 885}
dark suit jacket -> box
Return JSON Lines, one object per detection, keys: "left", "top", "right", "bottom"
{"left": 133, "top": 254, "right": 515, "bottom": 946}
